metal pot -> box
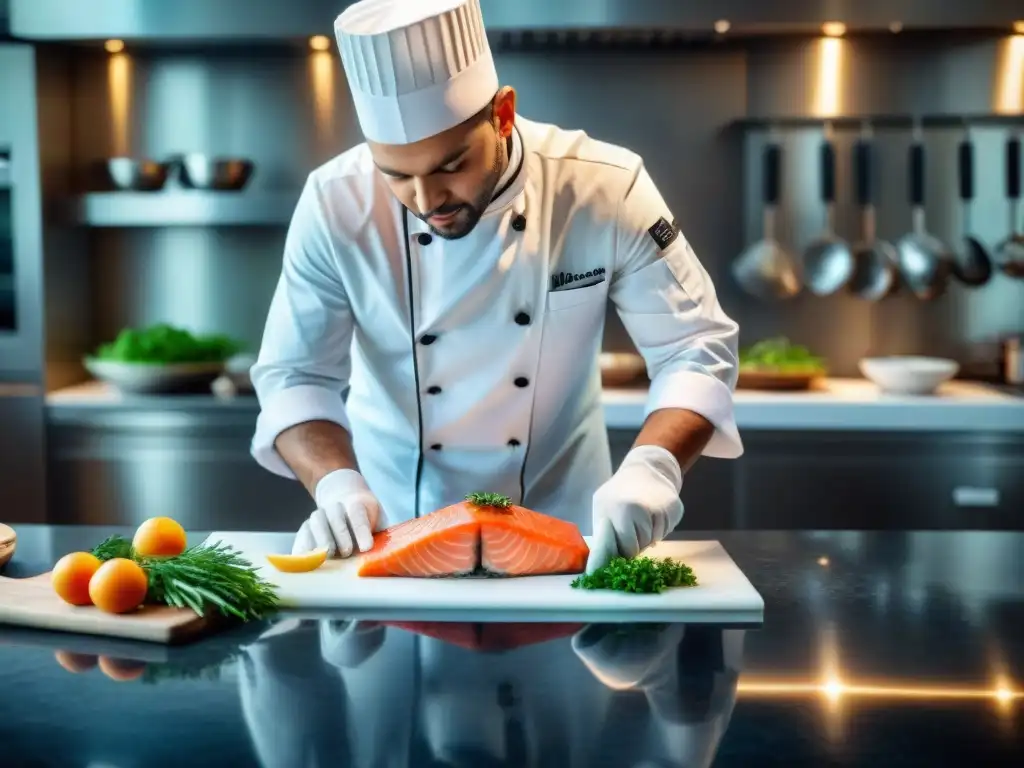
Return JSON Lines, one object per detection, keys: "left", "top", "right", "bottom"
{"left": 174, "top": 154, "right": 255, "bottom": 190}
{"left": 732, "top": 141, "right": 801, "bottom": 300}
{"left": 952, "top": 132, "right": 993, "bottom": 287}
{"left": 847, "top": 128, "right": 899, "bottom": 301}
{"left": 100, "top": 157, "right": 170, "bottom": 191}
{"left": 895, "top": 130, "right": 953, "bottom": 300}
{"left": 996, "top": 134, "right": 1024, "bottom": 278}
{"left": 803, "top": 133, "right": 854, "bottom": 296}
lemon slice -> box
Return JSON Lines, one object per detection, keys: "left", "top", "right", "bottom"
{"left": 265, "top": 548, "right": 328, "bottom": 573}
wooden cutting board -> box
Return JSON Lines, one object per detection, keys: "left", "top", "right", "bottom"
{"left": 0, "top": 571, "right": 214, "bottom": 644}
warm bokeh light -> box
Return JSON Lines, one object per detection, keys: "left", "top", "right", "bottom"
{"left": 822, "top": 22, "right": 846, "bottom": 38}
{"left": 309, "top": 49, "right": 336, "bottom": 158}
{"left": 107, "top": 52, "right": 132, "bottom": 156}
{"left": 737, "top": 678, "right": 1022, "bottom": 704}
{"left": 995, "top": 34, "right": 1024, "bottom": 113}
{"left": 889, "top": 21, "right": 904, "bottom": 34}
{"left": 714, "top": 20, "right": 731, "bottom": 35}
{"left": 104, "top": 39, "right": 125, "bottom": 54}
{"left": 1013, "top": 21, "right": 1024, "bottom": 34}
{"left": 309, "top": 35, "right": 331, "bottom": 52}
{"left": 813, "top": 36, "right": 845, "bottom": 116}
{"left": 817, "top": 556, "right": 830, "bottom": 566}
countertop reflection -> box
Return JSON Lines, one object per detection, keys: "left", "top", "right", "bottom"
{"left": 1, "top": 526, "right": 1022, "bottom": 767}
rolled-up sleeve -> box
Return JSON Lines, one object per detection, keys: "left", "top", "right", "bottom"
{"left": 250, "top": 177, "right": 355, "bottom": 478}
{"left": 609, "top": 164, "right": 743, "bottom": 459}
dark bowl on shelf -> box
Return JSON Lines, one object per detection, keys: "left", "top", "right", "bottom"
{"left": 175, "top": 154, "right": 255, "bottom": 190}
{"left": 100, "top": 158, "right": 171, "bottom": 191}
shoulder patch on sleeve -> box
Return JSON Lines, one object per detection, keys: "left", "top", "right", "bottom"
{"left": 647, "top": 216, "right": 680, "bottom": 251}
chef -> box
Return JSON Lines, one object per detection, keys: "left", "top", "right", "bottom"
{"left": 250, "top": 0, "right": 743, "bottom": 572}
{"left": 238, "top": 618, "right": 744, "bottom": 767}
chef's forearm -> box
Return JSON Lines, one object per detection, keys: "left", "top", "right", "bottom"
{"left": 274, "top": 420, "right": 360, "bottom": 497}
{"left": 632, "top": 408, "right": 715, "bottom": 474}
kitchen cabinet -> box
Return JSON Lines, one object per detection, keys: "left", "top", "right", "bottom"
{"left": 46, "top": 409, "right": 310, "bottom": 531}
{"left": 608, "top": 429, "right": 1024, "bottom": 531}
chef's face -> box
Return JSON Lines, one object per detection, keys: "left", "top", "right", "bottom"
{"left": 369, "top": 87, "right": 516, "bottom": 240}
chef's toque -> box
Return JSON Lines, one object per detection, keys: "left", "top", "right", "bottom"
{"left": 334, "top": 0, "right": 499, "bottom": 145}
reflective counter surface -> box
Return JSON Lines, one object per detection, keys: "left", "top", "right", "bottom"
{"left": 1, "top": 526, "right": 1022, "bottom": 767}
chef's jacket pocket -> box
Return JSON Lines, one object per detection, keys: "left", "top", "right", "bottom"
{"left": 547, "top": 282, "right": 607, "bottom": 312}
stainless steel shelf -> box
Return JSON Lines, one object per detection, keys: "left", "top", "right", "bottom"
{"left": 733, "top": 113, "right": 1024, "bottom": 130}
{"left": 67, "top": 190, "right": 300, "bottom": 227}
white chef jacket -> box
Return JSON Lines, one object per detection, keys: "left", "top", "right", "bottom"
{"left": 250, "top": 115, "right": 742, "bottom": 528}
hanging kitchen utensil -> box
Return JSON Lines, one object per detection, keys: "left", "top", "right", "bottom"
{"left": 847, "top": 125, "right": 899, "bottom": 301}
{"left": 996, "top": 133, "right": 1024, "bottom": 278}
{"left": 803, "top": 128, "right": 854, "bottom": 295}
{"left": 895, "top": 124, "right": 953, "bottom": 300}
{"left": 732, "top": 140, "right": 802, "bottom": 300}
{"left": 952, "top": 129, "right": 993, "bottom": 286}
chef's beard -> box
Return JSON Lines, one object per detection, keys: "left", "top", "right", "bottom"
{"left": 419, "top": 133, "right": 505, "bottom": 240}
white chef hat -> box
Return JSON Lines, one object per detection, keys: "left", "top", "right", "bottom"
{"left": 334, "top": 0, "right": 499, "bottom": 145}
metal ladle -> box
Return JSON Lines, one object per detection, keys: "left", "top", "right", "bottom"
{"left": 847, "top": 128, "right": 899, "bottom": 301}
{"left": 895, "top": 125, "right": 953, "bottom": 300}
{"left": 732, "top": 141, "right": 801, "bottom": 300}
{"left": 951, "top": 131, "right": 993, "bottom": 287}
{"left": 803, "top": 129, "right": 855, "bottom": 296}
{"left": 996, "top": 133, "right": 1024, "bottom": 278}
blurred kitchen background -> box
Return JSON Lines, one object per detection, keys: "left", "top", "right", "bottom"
{"left": 1, "top": 1, "right": 1022, "bottom": 531}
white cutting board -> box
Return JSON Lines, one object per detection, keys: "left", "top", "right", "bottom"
{"left": 203, "top": 532, "right": 764, "bottom": 624}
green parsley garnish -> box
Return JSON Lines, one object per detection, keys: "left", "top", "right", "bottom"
{"left": 90, "top": 535, "right": 279, "bottom": 621}
{"left": 571, "top": 556, "right": 698, "bottom": 594}
{"left": 465, "top": 492, "right": 512, "bottom": 509}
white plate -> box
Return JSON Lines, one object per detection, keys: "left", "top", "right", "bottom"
{"left": 859, "top": 356, "right": 959, "bottom": 395}
{"left": 84, "top": 358, "right": 225, "bottom": 394}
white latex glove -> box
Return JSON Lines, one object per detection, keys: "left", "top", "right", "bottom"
{"left": 319, "top": 619, "right": 387, "bottom": 670}
{"left": 586, "top": 445, "right": 684, "bottom": 574}
{"left": 293, "top": 468, "right": 386, "bottom": 557}
{"left": 571, "top": 623, "right": 687, "bottom": 691}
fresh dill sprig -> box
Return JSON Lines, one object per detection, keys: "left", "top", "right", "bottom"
{"left": 465, "top": 492, "right": 512, "bottom": 509}
{"left": 571, "top": 556, "right": 698, "bottom": 594}
{"left": 90, "top": 535, "right": 279, "bottom": 621}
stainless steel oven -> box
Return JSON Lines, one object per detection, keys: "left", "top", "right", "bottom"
{"left": 0, "top": 44, "right": 46, "bottom": 523}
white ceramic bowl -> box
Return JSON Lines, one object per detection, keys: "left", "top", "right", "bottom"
{"left": 84, "top": 358, "right": 225, "bottom": 394}
{"left": 858, "top": 356, "right": 960, "bottom": 395}
{"left": 224, "top": 353, "right": 256, "bottom": 391}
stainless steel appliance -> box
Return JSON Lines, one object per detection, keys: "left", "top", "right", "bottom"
{"left": 0, "top": 44, "right": 46, "bottom": 523}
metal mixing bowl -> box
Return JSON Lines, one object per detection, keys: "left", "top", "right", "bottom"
{"left": 176, "top": 154, "right": 255, "bottom": 190}
{"left": 101, "top": 158, "right": 171, "bottom": 191}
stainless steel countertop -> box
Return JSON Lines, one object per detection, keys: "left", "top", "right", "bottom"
{"left": 2, "top": 525, "right": 1022, "bottom": 768}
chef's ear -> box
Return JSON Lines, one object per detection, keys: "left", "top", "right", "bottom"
{"left": 492, "top": 86, "right": 516, "bottom": 138}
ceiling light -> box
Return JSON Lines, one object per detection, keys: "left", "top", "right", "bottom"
{"left": 309, "top": 35, "right": 331, "bottom": 52}
{"left": 104, "top": 39, "right": 125, "bottom": 54}
{"left": 714, "top": 20, "right": 731, "bottom": 35}
{"left": 822, "top": 22, "right": 846, "bottom": 38}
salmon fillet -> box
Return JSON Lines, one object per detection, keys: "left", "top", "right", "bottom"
{"left": 357, "top": 494, "right": 589, "bottom": 578}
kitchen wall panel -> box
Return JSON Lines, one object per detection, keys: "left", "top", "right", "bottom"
{"left": 70, "top": 44, "right": 750, "bottom": 361}
{"left": 64, "top": 35, "right": 1024, "bottom": 380}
